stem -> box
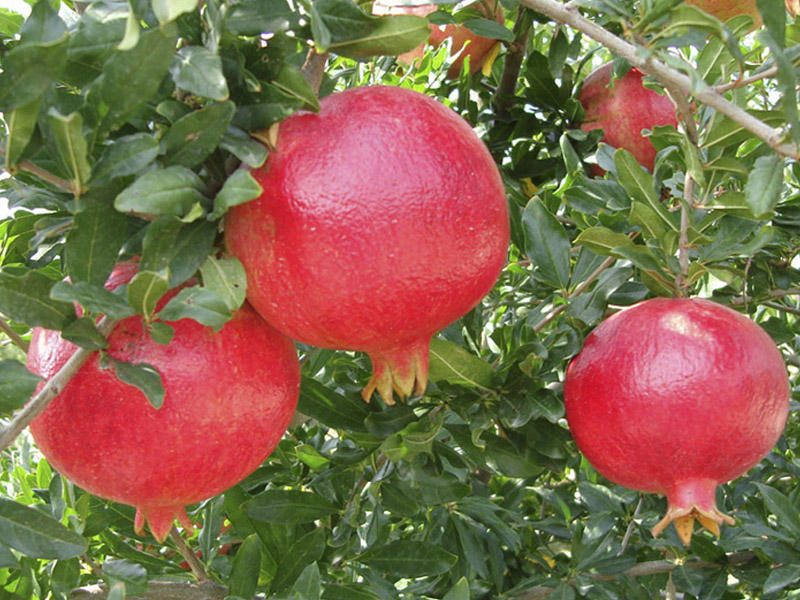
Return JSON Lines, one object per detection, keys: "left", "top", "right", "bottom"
{"left": 494, "top": 7, "right": 533, "bottom": 118}
{"left": 763, "top": 300, "right": 800, "bottom": 316}
{"left": 516, "top": 0, "right": 799, "bottom": 159}
{"left": 301, "top": 49, "right": 329, "bottom": 95}
{"left": 0, "top": 319, "right": 28, "bottom": 352}
{"left": 0, "top": 317, "right": 118, "bottom": 452}
{"left": 618, "top": 495, "right": 643, "bottom": 554}
{"left": 0, "top": 147, "right": 75, "bottom": 193}
{"left": 715, "top": 65, "right": 779, "bottom": 93}
{"left": 170, "top": 527, "right": 210, "bottom": 583}
{"left": 677, "top": 171, "right": 693, "bottom": 295}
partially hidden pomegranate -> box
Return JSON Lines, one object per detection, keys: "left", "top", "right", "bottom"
{"left": 563, "top": 297, "right": 789, "bottom": 545}
{"left": 686, "top": 0, "right": 761, "bottom": 25}
{"left": 27, "top": 261, "right": 300, "bottom": 542}
{"left": 578, "top": 63, "right": 678, "bottom": 173}
{"left": 371, "top": 0, "right": 504, "bottom": 77}
{"left": 225, "top": 85, "right": 509, "bottom": 404}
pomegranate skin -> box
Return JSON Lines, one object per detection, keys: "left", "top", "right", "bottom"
{"left": 27, "top": 263, "right": 300, "bottom": 542}
{"left": 578, "top": 63, "right": 678, "bottom": 173}
{"left": 686, "top": 0, "right": 761, "bottom": 25}
{"left": 564, "top": 297, "right": 789, "bottom": 544}
{"left": 225, "top": 85, "right": 509, "bottom": 403}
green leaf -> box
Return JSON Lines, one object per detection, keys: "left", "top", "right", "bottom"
{"left": 270, "top": 528, "right": 326, "bottom": 594}
{"left": 228, "top": 534, "right": 261, "bottom": 600}
{"left": 156, "top": 286, "right": 232, "bottom": 331}
{"left": 153, "top": 0, "right": 199, "bottom": 24}
{"left": 0, "top": 8, "right": 24, "bottom": 37}
{"left": 428, "top": 338, "right": 494, "bottom": 388}
{"left": 0, "top": 360, "right": 42, "bottom": 416}
{"left": 126, "top": 270, "right": 169, "bottom": 317}
{"left": 0, "top": 270, "right": 75, "bottom": 330}
{"left": 148, "top": 322, "right": 175, "bottom": 345}
{"left": 103, "top": 559, "right": 147, "bottom": 597}
{"left": 91, "top": 133, "right": 160, "bottom": 185}
{"left": 245, "top": 490, "right": 338, "bottom": 524}
{"left": 210, "top": 169, "right": 262, "bottom": 219}
{"left": 106, "top": 583, "right": 126, "bottom": 600}
{"left": 139, "top": 217, "right": 217, "bottom": 287}
{"left": 199, "top": 256, "right": 247, "bottom": 311}
{"left": 109, "top": 359, "right": 166, "bottom": 409}
{"left": 47, "top": 109, "right": 92, "bottom": 194}
{"left": 169, "top": 46, "right": 229, "bottom": 101}
{"left": 220, "top": 127, "right": 268, "bottom": 168}
{"left": 756, "top": 483, "right": 800, "bottom": 538}
{"left": 358, "top": 541, "right": 457, "bottom": 578}
{"left": 297, "top": 377, "right": 369, "bottom": 432}
{"left": 764, "top": 564, "right": 800, "bottom": 594}
{"left": 162, "top": 102, "right": 236, "bottom": 169}
{"left": 270, "top": 65, "right": 320, "bottom": 112}
{"left": 50, "top": 281, "right": 134, "bottom": 319}
{"left": 4, "top": 97, "right": 42, "bottom": 171}
{"left": 60, "top": 316, "right": 109, "bottom": 350}
{"left": 463, "top": 18, "right": 513, "bottom": 42}
{"left": 614, "top": 149, "right": 676, "bottom": 230}
{"left": 291, "top": 563, "right": 322, "bottom": 600}
{"left": 0, "top": 42, "right": 67, "bottom": 111}
{"left": 521, "top": 198, "right": 571, "bottom": 289}
{"left": 114, "top": 166, "right": 206, "bottom": 218}
{"left": 0, "top": 498, "right": 87, "bottom": 559}
{"left": 225, "top": 0, "right": 295, "bottom": 36}
{"left": 92, "top": 27, "right": 177, "bottom": 137}
{"left": 66, "top": 202, "right": 128, "bottom": 287}
{"left": 443, "top": 577, "right": 470, "bottom": 600}
{"left": 745, "top": 154, "right": 784, "bottom": 219}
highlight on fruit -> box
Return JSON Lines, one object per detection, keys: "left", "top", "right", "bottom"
{"left": 564, "top": 297, "right": 790, "bottom": 545}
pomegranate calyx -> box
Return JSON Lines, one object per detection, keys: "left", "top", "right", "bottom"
{"left": 135, "top": 505, "right": 194, "bottom": 543}
{"left": 651, "top": 503, "right": 735, "bottom": 546}
{"left": 362, "top": 340, "right": 430, "bottom": 404}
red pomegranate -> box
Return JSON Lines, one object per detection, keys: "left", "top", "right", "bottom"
{"left": 27, "top": 262, "right": 300, "bottom": 542}
{"left": 578, "top": 63, "right": 678, "bottom": 173}
{"left": 371, "top": 0, "right": 504, "bottom": 77}
{"left": 563, "top": 297, "right": 789, "bottom": 545}
{"left": 225, "top": 85, "right": 509, "bottom": 403}
{"left": 686, "top": 0, "right": 761, "bottom": 25}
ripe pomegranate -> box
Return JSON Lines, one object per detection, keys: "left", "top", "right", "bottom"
{"left": 225, "top": 85, "right": 509, "bottom": 403}
{"left": 27, "top": 262, "right": 300, "bottom": 542}
{"left": 563, "top": 297, "right": 789, "bottom": 545}
{"left": 372, "top": 0, "right": 504, "bottom": 77}
{"left": 578, "top": 63, "right": 678, "bottom": 173}
{"left": 686, "top": 0, "right": 761, "bottom": 25}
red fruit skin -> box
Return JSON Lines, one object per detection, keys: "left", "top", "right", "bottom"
{"left": 371, "top": 0, "right": 504, "bottom": 77}
{"left": 225, "top": 85, "right": 509, "bottom": 402}
{"left": 564, "top": 297, "right": 789, "bottom": 542}
{"left": 686, "top": 0, "right": 761, "bottom": 24}
{"left": 27, "top": 263, "right": 300, "bottom": 542}
{"left": 578, "top": 63, "right": 678, "bottom": 173}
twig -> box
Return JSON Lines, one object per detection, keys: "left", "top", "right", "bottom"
{"left": 0, "top": 317, "right": 117, "bottom": 452}
{"left": 513, "top": 551, "right": 756, "bottom": 599}
{"left": 533, "top": 255, "right": 616, "bottom": 333}
{"left": 763, "top": 301, "right": 800, "bottom": 316}
{"left": 301, "top": 49, "right": 329, "bottom": 95}
{"left": 618, "top": 495, "right": 643, "bottom": 554}
{"left": 677, "top": 171, "right": 693, "bottom": 294}
{"left": 0, "top": 319, "right": 28, "bottom": 352}
{"left": 0, "top": 147, "right": 74, "bottom": 193}
{"left": 81, "top": 554, "right": 104, "bottom": 579}
{"left": 170, "top": 527, "right": 209, "bottom": 583}
{"left": 516, "top": 0, "right": 799, "bottom": 159}
{"left": 715, "top": 65, "right": 779, "bottom": 93}
{"left": 494, "top": 7, "right": 533, "bottom": 118}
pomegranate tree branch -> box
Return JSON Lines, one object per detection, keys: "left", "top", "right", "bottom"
{"left": 515, "top": 0, "right": 799, "bottom": 159}
{"left": 0, "top": 317, "right": 117, "bottom": 452}
{"left": 170, "top": 527, "right": 210, "bottom": 583}
{"left": 0, "top": 318, "right": 28, "bottom": 352}
{"left": 301, "top": 49, "right": 329, "bottom": 95}
{"left": 513, "top": 551, "right": 757, "bottom": 600}
{"left": 494, "top": 7, "right": 533, "bottom": 118}
{"left": 715, "top": 65, "right": 779, "bottom": 93}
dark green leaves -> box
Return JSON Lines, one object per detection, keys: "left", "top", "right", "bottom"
{"left": 0, "top": 499, "right": 86, "bottom": 559}
{"left": 245, "top": 491, "right": 338, "bottom": 524}
{"left": 745, "top": 154, "right": 785, "bottom": 218}
{"left": 0, "top": 360, "right": 42, "bottom": 415}
{"left": 127, "top": 271, "right": 169, "bottom": 317}
{"left": 210, "top": 169, "right": 262, "bottom": 219}
{"left": 358, "top": 541, "right": 457, "bottom": 578}
{"left": 157, "top": 286, "right": 231, "bottom": 330}
{"left": 0, "top": 271, "right": 75, "bottom": 330}
{"left": 228, "top": 534, "right": 261, "bottom": 599}
{"left": 522, "top": 198, "right": 571, "bottom": 289}
{"left": 428, "top": 338, "right": 494, "bottom": 388}
{"left": 66, "top": 202, "right": 128, "bottom": 287}
{"left": 162, "top": 102, "right": 236, "bottom": 168}
{"left": 46, "top": 109, "right": 91, "bottom": 195}
{"left": 169, "top": 46, "right": 229, "bottom": 101}
{"left": 106, "top": 358, "right": 166, "bottom": 409}
{"left": 114, "top": 166, "right": 206, "bottom": 218}
{"left": 199, "top": 256, "right": 247, "bottom": 310}
{"left": 91, "top": 134, "right": 160, "bottom": 185}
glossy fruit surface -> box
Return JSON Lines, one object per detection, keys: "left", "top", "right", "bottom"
{"left": 27, "top": 262, "right": 300, "bottom": 542}
{"left": 225, "top": 85, "right": 509, "bottom": 403}
{"left": 563, "top": 297, "right": 789, "bottom": 544}
{"left": 371, "top": 0, "right": 504, "bottom": 77}
{"left": 578, "top": 63, "right": 678, "bottom": 172}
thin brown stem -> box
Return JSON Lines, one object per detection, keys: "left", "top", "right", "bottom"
{"left": 516, "top": 0, "right": 799, "bottom": 159}
{"left": 0, "top": 147, "right": 74, "bottom": 193}
{"left": 301, "top": 49, "right": 329, "bottom": 95}
{"left": 763, "top": 301, "right": 800, "bottom": 316}
{"left": 715, "top": 65, "right": 779, "bottom": 93}
{"left": 677, "top": 171, "right": 693, "bottom": 295}
{"left": 170, "top": 527, "right": 209, "bottom": 583}
{"left": 494, "top": 7, "right": 533, "bottom": 118}
{"left": 0, "top": 317, "right": 117, "bottom": 452}
{"left": 0, "top": 319, "right": 28, "bottom": 352}
{"left": 618, "top": 495, "right": 643, "bottom": 554}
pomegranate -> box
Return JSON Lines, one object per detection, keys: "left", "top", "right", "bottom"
{"left": 225, "top": 85, "right": 509, "bottom": 403}
{"left": 578, "top": 63, "right": 678, "bottom": 173}
{"left": 27, "top": 262, "right": 300, "bottom": 542}
{"left": 371, "top": 0, "right": 504, "bottom": 77}
{"left": 563, "top": 297, "right": 789, "bottom": 545}
{"left": 686, "top": 0, "right": 761, "bottom": 25}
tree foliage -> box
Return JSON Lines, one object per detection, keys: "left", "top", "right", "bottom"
{"left": 0, "top": 0, "right": 800, "bottom": 598}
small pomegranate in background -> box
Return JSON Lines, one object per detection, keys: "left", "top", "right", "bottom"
{"left": 27, "top": 262, "right": 300, "bottom": 542}
{"left": 578, "top": 63, "right": 678, "bottom": 173}
{"left": 563, "top": 297, "right": 789, "bottom": 545}
{"left": 686, "top": 0, "right": 761, "bottom": 25}
{"left": 225, "top": 85, "right": 509, "bottom": 404}
{"left": 371, "top": 0, "right": 504, "bottom": 77}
